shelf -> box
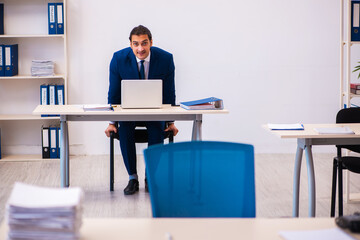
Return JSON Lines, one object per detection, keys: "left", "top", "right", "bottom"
{"left": 0, "top": 115, "right": 60, "bottom": 120}
{"left": 0, "top": 154, "right": 59, "bottom": 162}
{"left": 0, "top": 34, "right": 65, "bottom": 39}
{"left": 0, "top": 74, "right": 65, "bottom": 80}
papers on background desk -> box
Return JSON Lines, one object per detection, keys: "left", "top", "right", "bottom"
{"left": 268, "top": 123, "right": 304, "bottom": 130}
{"left": 314, "top": 127, "right": 355, "bottom": 135}
{"left": 82, "top": 104, "right": 113, "bottom": 111}
{"left": 6, "top": 182, "right": 83, "bottom": 240}
{"left": 279, "top": 228, "right": 355, "bottom": 240}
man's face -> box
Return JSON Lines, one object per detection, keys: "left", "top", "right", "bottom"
{"left": 130, "top": 34, "right": 152, "bottom": 60}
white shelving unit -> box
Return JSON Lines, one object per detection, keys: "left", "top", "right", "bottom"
{"left": 340, "top": 0, "right": 360, "bottom": 108}
{"left": 339, "top": 0, "right": 360, "bottom": 203}
{"left": 0, "top": 0, "right": 67, "bottom": 160}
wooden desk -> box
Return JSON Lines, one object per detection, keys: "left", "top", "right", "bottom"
{"left": 0, "top": 218, "right": 359, "bottom": 240}
{"left": 33, "top": 105, "right": 229, "bottom": 188}
{"left": 266, "top": 123, "right": 360, "bottom": 217}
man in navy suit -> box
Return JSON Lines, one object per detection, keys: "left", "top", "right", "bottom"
{"left": 105, "top": 25, "right": 179, "bottom": 195}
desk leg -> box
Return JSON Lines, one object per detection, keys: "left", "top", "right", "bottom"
{"left": 60, "top": 117, "right": 68, "bottom": 188}
{"left": 305, "top": 145, "right": 316, "bottom": 217}
{"left": 293, "top": 145, "right": 303, "bottom": 217}
{"left": 191, "top": 115, "right": 202, "bottom": 141}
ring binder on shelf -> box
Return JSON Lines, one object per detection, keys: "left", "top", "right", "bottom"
{"left": 4, "top": 44, "right": 18, "bottom": 77}
{"left": 0, "top": 45, "right": 4, "bottom": 76}
{"left": 48, "top": 3, "right": 56, "bottom": 35}
{"left": 56, "top": 3, "right": 64, "bottom": 34}
{"left": 49, "top": 126, "right": 57, "bottom": 159}
{"left": 0, "top": 4, "right": 4, "bottom": 35}
{"left": 352, "top": 1, "right": 360, "bottom": 41}
{"left": 42, "top": 126, "right": 50, "bottom": 159}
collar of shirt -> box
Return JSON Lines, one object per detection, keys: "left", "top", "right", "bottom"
{"left": 136, "top": 52, "right": 150, "bottom": 79}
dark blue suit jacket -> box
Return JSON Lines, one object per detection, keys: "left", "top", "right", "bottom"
{"left": 108, "top": 46, "right": 176, "bottom": 105}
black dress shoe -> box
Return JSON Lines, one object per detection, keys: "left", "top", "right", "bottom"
{"left": 124, "top": 179, "right": 139, "bottom": 195}
{"left": 145, "top": 178, "right": 149, "bottom": 192}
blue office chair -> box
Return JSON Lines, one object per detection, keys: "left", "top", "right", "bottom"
{"left": 143, "top": 141, "right": 256, "bottom": 218}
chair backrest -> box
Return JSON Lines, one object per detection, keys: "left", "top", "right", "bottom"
{"left": 336, "top": 108, "right": 360, "bottom": 153}
{"left": 143, "top": 141, "right": 256, "bottom": 218}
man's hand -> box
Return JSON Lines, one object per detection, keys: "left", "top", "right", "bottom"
{"left": 165, "top": 123, "right": 179, "bottom": 136}
{"left": 105, "top": 124, "right": 117, "bottom": 138}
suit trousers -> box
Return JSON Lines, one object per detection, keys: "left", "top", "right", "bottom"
{"left": 118, "top": 121, "right": 165, "bottom": 176}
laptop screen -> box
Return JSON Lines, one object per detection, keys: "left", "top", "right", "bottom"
{"left": 121, "top": 80, "right": 163, "bottom": 109}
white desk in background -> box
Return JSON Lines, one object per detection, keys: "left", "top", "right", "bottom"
{"left": 0, "top": 218, "right": 359, "bottom": 240}
{"left": 266, "top": 123, "right": 360, "bottom": 218}
{"left": 32, "top": 105, "right": 229, "bottom": 188}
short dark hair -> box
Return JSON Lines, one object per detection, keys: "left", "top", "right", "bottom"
{"left": 129, "top": 25, "right": 152, "bottom": 41}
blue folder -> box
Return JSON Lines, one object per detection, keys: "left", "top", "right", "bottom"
{"left": 180, "top": 97, "right": 224, "bottom": 110}
{"left": 0, "top": 45, "right": 4, "bottom": 76}
{"left": 0, "top": 4, "right": 4, "bottom": 35}
{"left": 0, "top": 128, "right": 2, "bottom": 159}
{"left": 56, "top": 3, "right": 64, "bottom": 34}
{"left": 352, "top": 1, "right": 360, "bottom": 41}
{"left": 40, "top": 84, "right": 49, "bottom": 117}
{"left": 42, "top": 126, "right": 50, "bottom": 159}
{"left": 49, "top": 84, "right": 56, "bottom": 105}
{"left": 57, "top": 126, "right": 61, "bottom": 158}
{"left": 4, "top": 44, "right": 18, "bottom": 76}
{"left": 48, "top": 3, "right": 57, "bottom": 35}
{"left": 49, "top": 126, "right": 58, "bottom": 159}
{"left": 56, "top": 85, "right": 65, "bottom": 105}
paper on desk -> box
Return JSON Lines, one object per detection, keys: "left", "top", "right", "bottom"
{"left": 83, "top": 104, "right": 113, "bottom": 111}
{"left": 267, "top": 123, "right": 304, "bottom": 130}
{"left": 314, "top": 127, "right": 355, "bottom": 135}
{"left": 7, "top": 182, "right": 83, "bottom": 209}
{"left": 279, "top": 228, "right": 356, "bottom": 240}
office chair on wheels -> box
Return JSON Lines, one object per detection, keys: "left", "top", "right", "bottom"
{"left": 331, "top": 107, "right": 360, "bottom": 217}
{"left": 109, "top": 122, "right": 174, "bottom": 191}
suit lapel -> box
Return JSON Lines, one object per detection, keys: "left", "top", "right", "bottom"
{"left": 148, "top": 49, "right": 157, "bottom": 79}
{"left": 127, "top": 50, "right": 140, "bottom": 79}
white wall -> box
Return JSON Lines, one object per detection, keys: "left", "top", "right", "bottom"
{"left": 64, "top": 0, "right": 341, "bottom": 155}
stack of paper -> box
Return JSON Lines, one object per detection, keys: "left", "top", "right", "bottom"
{"left": 314, "top": 126, "right": 355, "bottom": 134}
{"left": 31, "top": 60, "right": 55, "bottom": 76}
{"left": 6, "top": 182, "right": 83, "bottom": 240}
{"left": 82, "top": 104, "right": 113, "bottom": 111}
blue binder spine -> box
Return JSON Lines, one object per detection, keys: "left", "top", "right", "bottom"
{"left": 42, "top": 126, "right": 50, "bottom": 159}
{"left": 352, "top": 1, "right": 360, "bottom": 41}
{"left": 48, "top": 84, "right": 59, "bottom": 117}
{"left": 49, "top": 126, "right": 58, "bottom": 158}
{"left": 49, "top": 84, "right": 56, "bottom": 105}
{"left": 0, "top": 3, "right": 4, "bottom": 35}
{"left": 0, "top": 128, "right": 2, "bottom": 159}
{"left": 48, "top": 3, "right": 57, "bottom": 35}
{"left": 4, "top": 44, "right": 18, "bottom": 77}
{"left": 57, "top": 126, "right": 61, "bottom": 158}
{"left": 56, "top": 84, "right": 65, "bottom": 105}
{"left": 0, "top": 45, "right": 4, "bottom": 76}
{"left": 56, "top": 3, "right": 64, "bottom": 34}
{"left": 40, "top": 84, "right": 49, "bottom": 117}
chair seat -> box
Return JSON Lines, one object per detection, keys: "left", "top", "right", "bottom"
{"left": 338, "top": 156, "right": 360, "bottom": 174}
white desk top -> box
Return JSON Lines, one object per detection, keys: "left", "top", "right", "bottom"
{"left": 0, "top": 218, "right": 358, "bottom": 240}
{"left": 265, "top": 123, "right": 360, "bottom": 139}
{"left": 32, "top": 105, "right": 229, "bottom": 116}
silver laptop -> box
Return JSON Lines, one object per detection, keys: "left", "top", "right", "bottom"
{"left": 121, "top": 80, "right": 163, "bottom": 109}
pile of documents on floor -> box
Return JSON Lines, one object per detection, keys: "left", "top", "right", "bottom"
{"left": 6, "top": 182, "right": 83, "bottom": 240}
{"left": 31, "top": 60, "right": 55, "bottom": 76}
